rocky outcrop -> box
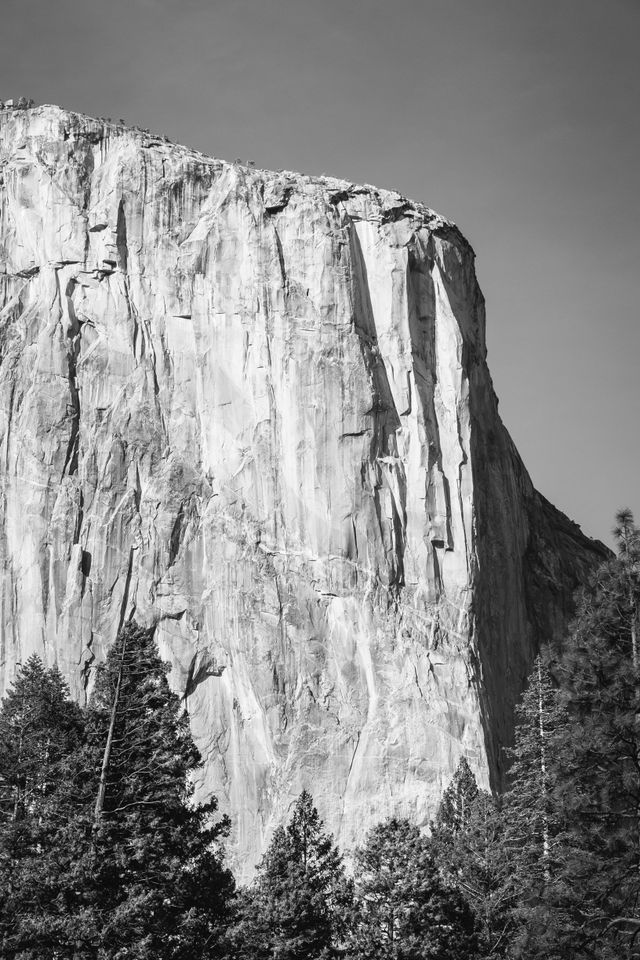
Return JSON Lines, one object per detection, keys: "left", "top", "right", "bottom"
{"left": 0, "top": 105, "right": 607, "bottom": 873}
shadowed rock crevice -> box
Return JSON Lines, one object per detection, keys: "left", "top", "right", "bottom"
{"left": 116, "top": 199, "right": 128, "bottom": 273}
{"left": 62, "top": 278, "right": 81, "bottom": 478}
{"left": 349, "top": 222, "right": 406, "bottom": 591}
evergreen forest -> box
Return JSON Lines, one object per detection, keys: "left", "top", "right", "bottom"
{"left": 0, "top": 509, "right": 638, "bottom": 960}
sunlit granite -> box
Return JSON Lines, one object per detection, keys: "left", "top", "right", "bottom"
{"left": 0, "top": 105, "right": 607, "bottom": 874}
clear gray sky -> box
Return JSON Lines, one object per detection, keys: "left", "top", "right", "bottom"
{"left": 2, "top": 0, "right": 638, "bottom": 546}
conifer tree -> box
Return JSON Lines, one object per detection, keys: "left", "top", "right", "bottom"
{"left": 505, "top": 658, "right": 568, "bottom": 882}
{"left": 3, "top": 621, "right": 234, "bottom": 960}
{"left": 346, "top": 816, "right": 478, "bottom": 960}
{"left": 431, "top": 761, "right": 514, "bottom": 957}
{"left": 500, "top": 654, "right": 575, "bottom": 959}
{"left": 433, "top": 757, "right": 479, "bottom": 840}
{"left": 0, "top": 656, "right": 85, "bottom": 957}
{"left": 231, "top": 790, "right": 350, "bottom": 960}
{"left": 613, "top": 508, "right": 640, "bottom": 675}
{"left": 0, "top": 655, "right": 84, "bottom": 825}
{"left": 554, "top": 510, "right": 640, "bottom": 957}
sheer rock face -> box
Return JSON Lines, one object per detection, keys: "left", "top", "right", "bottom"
{"left": 0, "top": 106, "right": 607, "bottom": 872}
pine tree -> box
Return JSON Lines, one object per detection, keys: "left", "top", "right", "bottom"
{"left": 553, "top": 510, "right": 640, "bottom": 957}
{"left": 434, "top": 757, "right": 479, "bottom": 840}
{"left": 431, "top": 762, "right": 514, "bottom": 958}
{"left": 499, "top": 654, "right": 577, "bottom": 959}
{"left": 0, "top": 656, "right": 85, "bottom": 957}
{"left": 346, "top": 816, "right": 478, "bottom": 960}
{"left": 505, "top": 658, "right": 568, "bottom": 882}
{"left": 456, "top": 792, "right": 515, "bottom": 958}
{"left": 231, "top": 790, "right": 350, "bottom": 960}
{"left": 613, "top": 508, "right": 640, "bottom": 676}
{"left": 0, "top": 655, "right": 84, "bottom": 825}
{"left": 3, "top": 621, "right": 234, "bottom": 960}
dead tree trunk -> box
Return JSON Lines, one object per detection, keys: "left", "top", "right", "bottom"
{"left": 93, "top": 631, "right": 128, "bottom": 824}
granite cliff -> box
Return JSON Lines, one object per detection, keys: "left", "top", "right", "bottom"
{"left": 0, "top": 105, "right": 607, "bottom": 872}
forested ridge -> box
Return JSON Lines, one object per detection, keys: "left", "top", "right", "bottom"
{"left": 0, "top": 510, "right": 638, "bottom": 960}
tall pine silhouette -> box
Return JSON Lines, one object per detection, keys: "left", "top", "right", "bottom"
{"left": 0, "top": 655, "right": 84, "bottom": 825}
{"left": 1, "top": 622, "right": 234, "bottom": 959}
{"left": 347, "top": 816, "right": 478, "bottom": 960}
{"left": 500, "top": 654, "right": 575, "bottom": 959}
{"left": 431, "top": 759, "right": 514, "bottom": 957}
{"left": 231, "top": 790, "right": 350, "bottom": 960}
{"left": 0, "top": 656, "right": 85, "bottom": 957}
{"left": 554, "top": 510, "right": 640, "bottom": 956}
{"left": 85, "top": 620, "right": 234, "bottom": 958}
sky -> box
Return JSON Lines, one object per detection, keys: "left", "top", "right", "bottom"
{"left": 1, "top": 0, "right": 638, "bottom": 546}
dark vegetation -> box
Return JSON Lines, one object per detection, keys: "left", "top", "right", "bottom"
{"left": 0, "top": 509, "right": 638, "bottom": 959}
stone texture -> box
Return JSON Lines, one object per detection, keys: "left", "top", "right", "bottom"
{"left": 0, "top": 105, "right": 607, "bottom": 874}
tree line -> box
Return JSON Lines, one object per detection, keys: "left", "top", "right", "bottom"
{"left": 0, "top": 508, "right": 638, "bottom": 959}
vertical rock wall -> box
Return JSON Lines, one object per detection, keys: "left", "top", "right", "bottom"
{"left": 0, "top": 106, "right": 607, "bottom": 872}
